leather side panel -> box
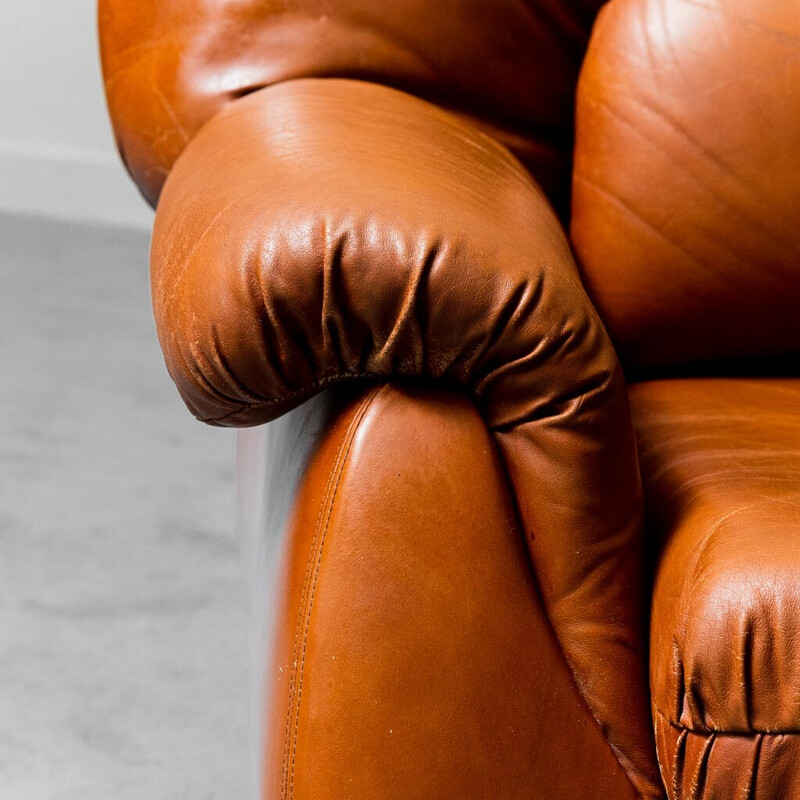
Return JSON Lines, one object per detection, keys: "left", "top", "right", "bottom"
{"left": 263, "top": 383, "right": 641, "bottom": 800}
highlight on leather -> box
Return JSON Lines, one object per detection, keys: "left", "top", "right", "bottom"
{"left": 632, "top": 378, "right": 800, "bottom": 798}
{"left": 572, "top": 0, "right": 800, "bottom": 370}
{"left": 98, "top": 0, "right": 609, "bottom": 216}
{"left": 150, "top": 78, "right": 662, "bottom": 797}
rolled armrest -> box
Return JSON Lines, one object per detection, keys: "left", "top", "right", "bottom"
{"left": 151, "top": 78, "right": 661, "bottom": 797}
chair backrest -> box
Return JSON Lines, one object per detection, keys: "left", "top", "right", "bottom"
{"left": 100, "top": 0, "right": 798, "bottom": 374}
{"left": 572, "top": 0, "right": 800, "bottom": 372}
{"left": 98, "top": 0, "right": 606, "bottom": 216}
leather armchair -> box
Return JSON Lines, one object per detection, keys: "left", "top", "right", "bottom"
{"left": 99, "top": 1, "right": 799, "bottom": 797}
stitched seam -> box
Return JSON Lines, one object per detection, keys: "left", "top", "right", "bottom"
{"left": 652, "top": 701, "right": 800, "bottom": 738}
{"left": 280, "top": 390, "right": 368, "bottom": 797}
{"left": 281, "top": 385, "right": 384, "bottom": 800}
{"left": 279, "top": 422, "right": 341, "bottom": 800}
{"left": 290, "top": 386, "right": 383, "bottom": 799}
{"left": 280, "top": 389, "right": 372, "bottom": 798}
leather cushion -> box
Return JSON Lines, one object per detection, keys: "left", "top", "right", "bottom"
{"left": 632, "top": 378, "right": 800, "bottom": 794}
{"left": 572, "top": 0, "right": 800, "bottom": 370}
{"left": 98, "top": 0, "right": 608, "bottom": 214}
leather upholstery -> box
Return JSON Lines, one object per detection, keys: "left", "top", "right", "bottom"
{"left": 631, "top": 378, "right": 800, "bottom": 798}
{"left": 97, "top": 0, "right": 799, "bottom": 797}
{"left": 572, "top": 0, "right": 800, "bottom": 370}
{"left": 150, "top": 77, "right": 660, "bottom": 797}
{"left": 98, "top": 0, "right": 607, "bottom": 216}
{"left": 265, "top": 382, "right": 640, "bottom": 799}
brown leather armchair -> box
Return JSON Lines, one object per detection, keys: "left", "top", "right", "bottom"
{"left": 98, "top": 1, "right": 799, "bottom": 797}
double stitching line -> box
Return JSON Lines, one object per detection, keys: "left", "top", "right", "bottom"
{"left": 280, "top": 385, "right": 384, "bottom": 799}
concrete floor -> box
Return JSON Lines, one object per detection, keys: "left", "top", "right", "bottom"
{"left": 0, "top": 214, "right": 249, "bottom": 798}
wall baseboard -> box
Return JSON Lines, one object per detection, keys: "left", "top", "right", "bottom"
{"left": 0, "top": 142, "right": 153, "bottom": 230}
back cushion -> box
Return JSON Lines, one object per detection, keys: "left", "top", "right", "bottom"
{"left": 572, "top": 0, "right": 800, "bottom": 371}
{"left": 99, "top": 0, "right": 606, "bottom": 215}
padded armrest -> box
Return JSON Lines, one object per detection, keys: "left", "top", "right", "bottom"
{"left": 151, "top": 78, "right": 661, "bottom": 797}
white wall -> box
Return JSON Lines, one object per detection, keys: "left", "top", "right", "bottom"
{"left": 0, "top": 1, "right": 152, "bottom": 229}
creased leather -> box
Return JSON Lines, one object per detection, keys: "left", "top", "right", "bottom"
{"left": 572, "top": 0, "right": 800, "bottom": 370}
{"left": 654, "top": 709, "right": 800, "bottom": 800}
{"left": 150, "top": 78, "right": 661, "bottom": 797}
{"left": 631, "top": 378, "right": 800, "bottom": 799}
{"left": 97, "top": 0, "right": 609, "bottom": 216}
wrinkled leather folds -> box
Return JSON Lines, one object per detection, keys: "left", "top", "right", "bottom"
{"left": 98, "top": 0, "right": 608, "bottom": 215}
{"left": 572, "top": 0, "right": 800, "bottom": 370}
{"left": 631, "top": 378, "right": 800, "bottom": 798}
{"left": 653, "top": 717, "right": 800, "bottom": 800}
{"left": 150, "top": 78, "right": 660, "bottom": 796}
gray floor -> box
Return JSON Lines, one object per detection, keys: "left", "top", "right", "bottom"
{"left": 0, "top": 214, "right": 249, "bottom": 799}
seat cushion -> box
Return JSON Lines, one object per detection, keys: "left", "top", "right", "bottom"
{"left": 631, "top": 378, "right": 800, "bottom": 797}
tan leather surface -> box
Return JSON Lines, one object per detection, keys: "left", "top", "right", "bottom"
{"left": 631, "top": 378, "right": 800, "bottom": 797}
{"left": 572, "top": 0, "right": 800, "bottom": 370}
{"left": 653, "top": 716, "right": 800, "bottom": 800}
{"left": 150, "top": 78, "right": 660, "bottom": 795}
{"left": 266, "top": 382, "right": 642, "bottom": 799}
{"left": 99, "top": 1, "right": 800, "bottom": 795}
{"left": 98, "top": 0, "right": 607, "bottom": 215}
